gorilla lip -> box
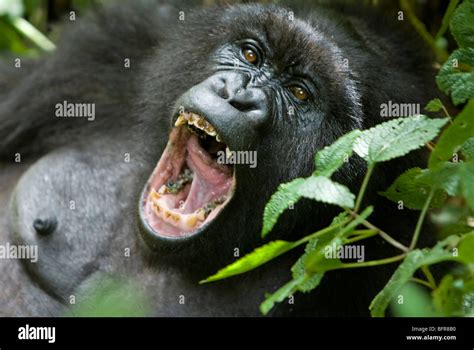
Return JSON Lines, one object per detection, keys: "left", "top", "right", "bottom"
{"left": 141, "top": 112, "right": 235, "bottom": 238}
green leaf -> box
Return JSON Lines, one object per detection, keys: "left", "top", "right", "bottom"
{"left": 200, "top": 240, "right": 298, "bottom": 283}
{"left": 379, "top": 168, "right": 446, "bottom": 210}
{"left": 429, "top": 100, "right": 474, "bottom": 168}
{"left": 291, "top": 238, "right": 325, "bottom": 292}
{"left": 425, "top": 98, "right": 444, "bottom": 112}
{"left": 305, "top": 206, "right": 374, "bottom": 273}
{"left": 259, "top": 214, "right": 348, "bottom": 315}
{"left": 261, "top": 178, "right": 304, "bottom": 237}
{"left": 450, "top": 0, "right": 474, "bottom": 48}
{"left": 354, "top": 116, "right": 449, "bottom": 164}
{"left": 461, "top": 137, "right": 474, "bottom": 159}
{"left": 436, "top": 49, "right": 474, "bottom": 105}
{"left": 433, "top": 275, "right": 466, "bottom": 316}
{"left": 261, "top": 176, "right": 355, "bottom": 237}
{"left": 459, "top": 162, "right": 474, "bottom": 210}
{"left": 419, "top": 162, "right": 462, "bottom": 196}
{"left": 314, "top": 130, "right": 361, "bottom": 177}
{"left": 458, "top": 232, "right": 474, "bottom": 264}
{"left": 260, "top": 276, "right": 305, "bottom": 315}
{"left": 391, "top": 282, "right": 438, "bottom": 317}
{"left": 369, "top": 236, "right": 460, "bottom": 317}
{"left": 296, "top": 176, "right": 355, "bottom": 208}
{"left": 421, "top": 161, "right": 474, "bottom": 210}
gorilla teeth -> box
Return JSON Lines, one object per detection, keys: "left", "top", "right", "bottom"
{"left": 175, "top": 115, "right": 186, "bottom": 127}
{"left": 176, "top": 112, "right": 223, "bottom": 142}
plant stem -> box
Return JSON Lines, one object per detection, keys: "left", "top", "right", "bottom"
{"left": 8, "top": 17, "right": 56, "bottom": 52}
{"left": 411, "top": 277, "right": 434, "bottom": 289}
{"left": 435, "top": 0, "right": 459, "bottom": 40}
{"left": 295, "top": 218, "right": 350, "bottom": 246}
{"left": 410, "top": 190, "right": 434, "bottom": 250}
{"left": 421, "top": 265, "right": 437, "bottom": 289}
{"left": 344, "top": 229, "right": 379, "bottom": 244}
{"left": 400, "top": 0, "right": 449, "bottom": 62}
{"left": 354, "top": 163, "right": 375, "bottom": 213}
{"left": 338, "top": 254, "right": 406, "bottom": 269}
{"left": 441, "top": 105, "right": 452, "bottom": 120}
{"left": 346, "top": 209, "right": 409, "bottom": 252}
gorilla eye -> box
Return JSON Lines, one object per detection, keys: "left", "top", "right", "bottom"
{"left": 289, "top": 85, "right": 310, "bottom": 102}
{"left": 242, "top": 47, "right": 259, "bottom": 65}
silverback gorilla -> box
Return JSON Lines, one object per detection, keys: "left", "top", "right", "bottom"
{"left": 0, "top": 0, "right": 438, "bottom": 316}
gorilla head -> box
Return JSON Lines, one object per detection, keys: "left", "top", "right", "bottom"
{"left": 136, "top": 4, "right": 406, "bottom": 268}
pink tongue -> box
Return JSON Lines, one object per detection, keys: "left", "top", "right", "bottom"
{"left": 179, "top": 135, "right": 232, "bottom": 213}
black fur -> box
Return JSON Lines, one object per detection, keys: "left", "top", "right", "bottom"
{"left": 0, "top": 0, "right": 439, "bottom": 316}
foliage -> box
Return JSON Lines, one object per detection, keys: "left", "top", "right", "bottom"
{"left": 204, "top": 0, "right": 474, "bottom": 317}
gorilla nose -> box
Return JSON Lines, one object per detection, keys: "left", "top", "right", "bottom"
{"left": 213, "top": 72, "right": 269, "bottom": 122}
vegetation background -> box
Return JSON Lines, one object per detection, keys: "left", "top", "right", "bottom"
{"left": 0, "top": 0, "right": 473, "bottom": 317}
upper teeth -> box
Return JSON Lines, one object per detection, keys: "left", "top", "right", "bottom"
{"left": 175, "top": 112, "right": 223, "bottom": 141}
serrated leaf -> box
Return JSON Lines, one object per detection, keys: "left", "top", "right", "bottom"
{"left": 450, "top": 0, "right": 474, "bottom": 48}
{"left": 314, "top": 130, "right": 361, "bottom": 177}
{"left": 380, "top": 168, "right": 446, "bottom": 209}
{"left": 425, "top": 98, "right": 444, "bottom": 112}
{"left": 370, "top": 236, "right": 460, "bottom": 317}
{"left": 261, "top": 178, "right": 304, "bottom": 237}
{"left": 200, "top": 240, "right": 297, "bottom": 283}
{"left": 261, "top": 176, "right": 355, "bottom": 237}
{"left": 421, "top": 161, "right": 474, "bottom": 210}
{"left": 436, "top": 49, "right": 474, "bottom": 105}
{"left": 429, "top": 100, "right": 474, "bottom": 168}
{"left": 354, "top": 116, "right": 449, "bottom": 164}
{"left": 419, "top": 162, "right": 462, "bottom": 196}
{"left": 259, "top": 276, "right": 305, "bottom": 315}
{"left": 296, "top": 176, "right": 355, "bottom": 208}
{"left": 461, "top": 137, "right": 474, "bottom": 159}
{"left": 291, "top": 238, "right": 325, "bottom": 292}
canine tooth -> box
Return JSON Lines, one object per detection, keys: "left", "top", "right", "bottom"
{"left": 175, "top": 115, "right": 186, "bottom": 127}
{"left": 216, "top": 134, "right": 223, "bottom": 143}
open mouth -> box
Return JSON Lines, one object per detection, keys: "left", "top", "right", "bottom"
{"left": 141, "top": 112, "right": 235, "bottom": 238}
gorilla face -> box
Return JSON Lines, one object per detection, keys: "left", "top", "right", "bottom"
{"left": 138, "top": 5, "right": 365, "bottom": 256}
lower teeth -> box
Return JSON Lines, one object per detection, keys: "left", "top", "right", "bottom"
{"left": 160, "top": 168, "right": 193, "bottom": 194}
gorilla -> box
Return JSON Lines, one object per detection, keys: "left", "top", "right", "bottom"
{"left": 0, "top": 0, "right": 438, "bottom": 316}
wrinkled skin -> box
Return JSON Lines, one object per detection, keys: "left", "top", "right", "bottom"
{"left": 0, "top": 1, "right": 438, "bottom": 316}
